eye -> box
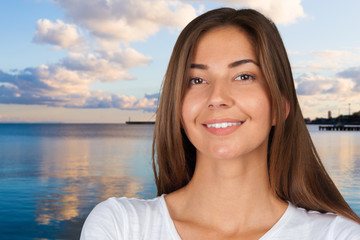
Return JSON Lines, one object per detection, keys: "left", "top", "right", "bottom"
{"left": 234, "top": 73, "right": 255, "bottom": 82}
{"left": 189, "top": 77, "right": 207, "bottom": 85}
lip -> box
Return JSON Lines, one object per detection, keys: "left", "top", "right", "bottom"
{"left": 203, "top": 118, "right": 243, "bottom": 125}
{"left": 202, "top": 118, "right": 244, "bottom": 136}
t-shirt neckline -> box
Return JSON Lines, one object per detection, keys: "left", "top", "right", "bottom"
{"left": 259, "top": 202, "right": 293, "bottom": 239}
{"left": 159, "top": 194, "right": 292, "bottom": 240}
{"left": 159, "top": 194, "right": 182, "bottom": 240}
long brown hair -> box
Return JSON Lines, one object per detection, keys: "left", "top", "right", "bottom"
{"left": 152, "top": 7, "right": 360, "bottom": 223}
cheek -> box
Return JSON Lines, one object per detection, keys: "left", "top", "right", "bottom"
{"left": 181, "top": 95, "right": 195, "bottom": 135}
{"left": 256, "top": 94, "right": 273, "bottom": 126}
{"left": 181, "top": 91, "right": 205, "bottom": 126}
{"left": 237, "top": 88, "right": 272, "bottom": 122}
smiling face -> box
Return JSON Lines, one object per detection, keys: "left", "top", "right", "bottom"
{"left": 181, "top": 26, "right": 274, "bottom": 162}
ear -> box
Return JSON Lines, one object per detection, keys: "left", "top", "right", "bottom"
{"left": 272, "top": 97, "right": 290, "bottom": 126}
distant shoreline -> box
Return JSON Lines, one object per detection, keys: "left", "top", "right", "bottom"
{"left": 125, "top": 121, "right": 155, "bottom": 125}
{"left": 0, "top": 122, "right": 155, "bottom": 125}
{"left": 306, "top": 122, "right": 360, "bottom": 126}
{"left": 1, "top": 121, "right": 359, "bottom": 125}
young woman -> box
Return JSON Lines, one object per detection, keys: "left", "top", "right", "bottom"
{"left": 81, "top": 8, "right": 360, "bottom": 239}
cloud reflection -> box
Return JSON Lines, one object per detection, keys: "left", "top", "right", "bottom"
{"left": 33, "top": 126, "right": 154, "bottom": 228}
{"left": 310, "top": 129, "right": 360, "bottom": 215}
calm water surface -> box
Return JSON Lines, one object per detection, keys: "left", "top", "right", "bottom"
{"left": 0, "top": 124, "right": 156, "bottom": 240}
{"left": 308, "top": 125, "right": 360, "bottom": 214}
{"left": 0, "top": 124, "right": 359, "bottom": 239}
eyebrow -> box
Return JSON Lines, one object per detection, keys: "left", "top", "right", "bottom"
{"left": 190, "top": 63, "right": 208, "bottom": 69}
{"left": 229, "top": 59, "right": 259, "bottom": 67}
{"left": 190, "top": 59, "right": 259, "bottom": 70}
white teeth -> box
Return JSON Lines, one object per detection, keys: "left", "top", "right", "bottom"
{"left": 206, "top": 122, "right": 242, "bottom": 128}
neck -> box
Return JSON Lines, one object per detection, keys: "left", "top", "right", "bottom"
{"left": 189, "top": 150, "right": 275, "bottom": 205}
{"left": 167, "top": 151, "right": 287, "bottom": 232}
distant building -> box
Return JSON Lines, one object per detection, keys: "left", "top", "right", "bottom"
{"left": 306, "top": 109, "right": 360, "bottom": 125}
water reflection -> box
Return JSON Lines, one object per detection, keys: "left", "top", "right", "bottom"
{"left": 310, "top": 127, "right": 360, "bottom": 215}
{"left": 0, "top": 124, "right": 359, "bottom": 240}
{"left": 35, "top": 135, "right": 154, "bottom": 227}
{"left": 0, "top": 124, "right": 156, "bottom": 239}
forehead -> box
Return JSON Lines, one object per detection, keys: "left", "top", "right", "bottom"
{"left": 192, "top": 26, "right": 256, "bottom": 63}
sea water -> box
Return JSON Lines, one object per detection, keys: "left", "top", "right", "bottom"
{"left": 0, "top": 123, "right": 359, "bottom": 239}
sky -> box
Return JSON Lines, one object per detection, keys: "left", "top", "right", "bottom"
{"left": 0, "top": 0, "right": 359, "bottom": 123}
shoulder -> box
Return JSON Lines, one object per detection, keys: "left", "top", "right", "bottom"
{"left": 326, "top": 214, "right": 360, "bottom": 239}
{"left": 268, "top": 203, "right": 360, "bottom": 239}
{"left": 80, "top": 195, "right": 169, "bottom": 240}
{"left": 106, "top": 195, "right": 165, "bottom": 218}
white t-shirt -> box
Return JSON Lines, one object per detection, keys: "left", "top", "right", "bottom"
{"left": 80, "top": 195, "right": 360, "bottom": 239}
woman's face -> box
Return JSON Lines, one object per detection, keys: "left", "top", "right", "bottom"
{"left": 181, "top": 26, "right": 274, "bottom": 161}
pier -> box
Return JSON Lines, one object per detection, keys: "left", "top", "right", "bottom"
{"left": 125, "top": 121, "right": 155, "bottom": 125}
{"left": 319, "top": 126, "right": 360, "bottom": 131}
{"left": 126, "top": 117, "right": 155, "bottom": 125}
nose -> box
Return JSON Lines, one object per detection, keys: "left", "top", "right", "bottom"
{"left": 207, "top": 80, "right": 234, "bottom": 109}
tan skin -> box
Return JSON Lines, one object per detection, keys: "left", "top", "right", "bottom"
{"left": 165, "top": 26, "right": 288, "bottom": 239}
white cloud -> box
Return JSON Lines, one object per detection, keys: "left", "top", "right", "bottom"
{"left": 53, "top": 0, "right": 198, "bottom": 42}
{"left": 313, "top": 50, "right": 351, "bottom": 61}
{"left": 33, "top": 19, "right": 87, "bottom": 51}
{"left": 296, "top": 73, "right": 333, "bottom": 95}
{"left": 291, "top": 49, "right": 360, "bottom": 72}
{"left": 294, "top": 70, "right": 360, "bottom": 118}
{"left": 25, "top": 0, "right": 175, "bottom": 112}
{"left": 7, "top": 0, "right": 307, "bottom": 113}
{"left": 60, "top": 52, "right": 136, "bottom": 82}
{"left": 241, "top": 0, "right": 305, "bottom": 25}
{"left": 337, "top": 67, "right": 360, "bottom": 91}
{"left": 97, "top": 48, "right": 152, "bottom": 68}
{"left": 186, "top": 0, "right": 305, "bottom": 25}
{"left": 0, "top": 68, "right": 158, "bottom": 111}
{"left": 65, "top": 91, "right": 158, "bottom": 111}
{"left": 296, "top": 72, "right": 356, "bottom": 96}
{"left": 298, "top": 93, "right": 360, "bottom": 119}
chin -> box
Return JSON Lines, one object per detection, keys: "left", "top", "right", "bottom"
{"left": 209, "top": 146, "right": 242, "bottom": 160}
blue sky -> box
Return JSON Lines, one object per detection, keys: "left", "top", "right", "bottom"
{"left": 0, "top": 0, "right": 359, "bottom": 123}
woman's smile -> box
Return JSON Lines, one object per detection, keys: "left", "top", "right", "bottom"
{"left": 205, "top": 122, "right": 243, "bottom": 128}
{"left": 202, "top": 119, "right": 245, "bottom": 136}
